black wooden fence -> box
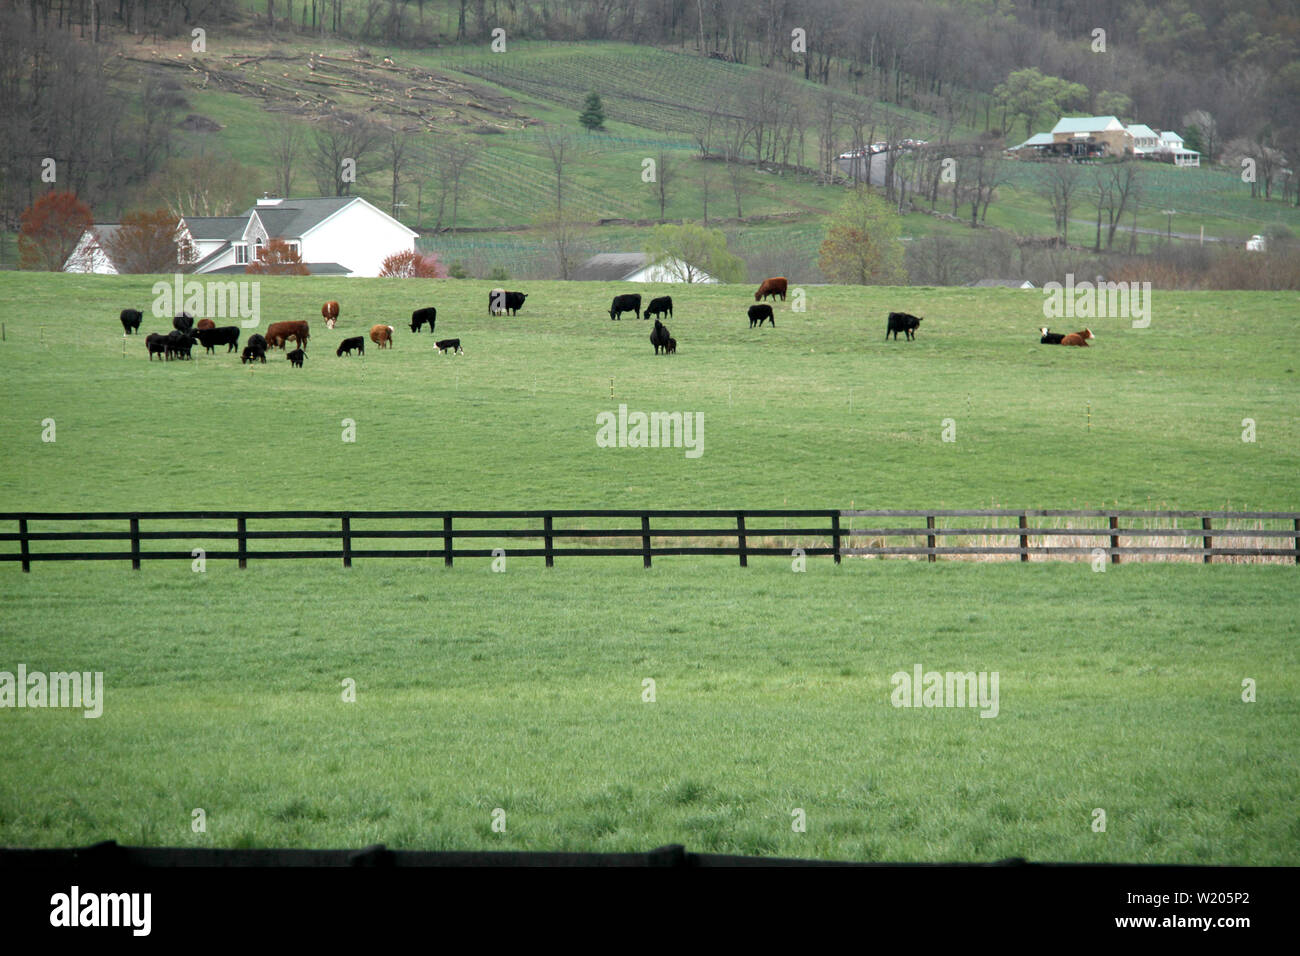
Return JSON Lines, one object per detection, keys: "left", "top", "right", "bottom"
{"left": 1, "top": 509, "right": 1297, "bottom": 570}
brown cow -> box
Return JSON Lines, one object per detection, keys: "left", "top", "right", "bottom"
{"left": 196, "top": 318, "right": 216, "bottom": 331}
{"left": 370, "top": 324, "right": 395, "bottom": 349}
{"left": 266, "top": 320, "right": 310, "bottom": 350}
{"left": 1060, "top": 328, "right": 1094, "bottom": 347}
{"left": 322, "top": 301, "right": 340, "bottom": 329}
{"left": 755, "top": 277, "right": 788, "bottom": 302}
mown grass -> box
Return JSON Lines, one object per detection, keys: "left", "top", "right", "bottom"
{"left": 0, "top": 561, "right": 1295, "bottom": 862}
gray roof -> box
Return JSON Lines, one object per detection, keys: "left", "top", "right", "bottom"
{"left": 184, "top": 217, "right": 247, "bottom": 241}
{"left": 200, "top": 262, "right": 353, "bottom": 276}
{"left": 969, "top": 278, "right": 1036, "bottom": 288}
{"left": 241, "top": 197, "right": 358, "bottom": 238}
{"left": 571, "top": 252, "right": 652, "bottom": 281}
{"left": 187, "top": 241, "right": 232, "bottom": 273}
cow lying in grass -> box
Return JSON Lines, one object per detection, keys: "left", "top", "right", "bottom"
{"left": 436, "top": 338, "right": 463, "bottom": 354}
{"left": 287, "top": 348, "right": 306, "bottom": 368}
{"left": 1061, "top": 328, "right": 1094, "bottom": 347}
{"left": 337, "top": 336, "right": 365, "bottom": 357}
{"left": 1039, "top": 327, "right": 1066, "bottom": 344}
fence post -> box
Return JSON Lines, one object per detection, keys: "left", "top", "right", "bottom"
{"left": 1294, "top": 517, "right": 1299, "bottom": 566}
{"left": 130, "top": 517, "right": 141, "bottom": 570}
{"left": 641, "top": 515, "right": 652, "bottom": 568}
{"left": 831, "top": 512, "right": 842, "bottom": 564}
{"left": 341, "top": 516, "right": 352, "bottom": 568}
{"left": 926, "top": 515, "right": 936, "bottom": 563}
{"left": 1202, "top": 517, "right": 1212, "bottom": 564}
{"left": 1109, "top": 515, "right": 1120, "bottom": 564}
{"left": 1019, "top": 513, "right": 1029, "bottom": 562}
{"left": 18, "top": 519, "right": 29, "bottom": 573}
{"left": 237, "top": 517, "right": 247, "bottom": 569}
{"left": 737, "top": 512, "right": 747, "bottom": 567}
{"left": 443, "top": 516, "right": 453, "bottom": 567}
{"left": 544, "top": 515, "right": 554, "bottom": 568}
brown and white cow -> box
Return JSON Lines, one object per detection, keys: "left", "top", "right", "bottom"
{"left": 370, "top": 324, "right": 395, "bottom": 349}
{"left": 322, "top": 301, "right": 340, "bottom": 329}
{"left": 266, "top": 320, "right": 310, "bottom": 350}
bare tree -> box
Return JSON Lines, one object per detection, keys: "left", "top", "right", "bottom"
{"left": 311, "top": 113, "right": 381, "bottom": 197}
{"left": 386, "top": 129, "right": 410, "bottom": 217}
{"left": 539, "top": 127, "right": 575, "bottom": 216}
{"left": 651, "top": 150, "right": 674, "bottom": 220}
{"left": 266, "top": 117, "right": 303, "bottom": 198}
{"left": 1038, "top": 161, "right": 1083, "bottom": 245}
{"left": 696, "top": 157, "right": 716, "bottom": 224}
{"left": 427, "top": 136, "right": 478, "bottom": 233}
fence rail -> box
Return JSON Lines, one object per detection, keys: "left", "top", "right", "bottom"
{"left": 1, "top": 510, "right": 1297, "bottom": 570}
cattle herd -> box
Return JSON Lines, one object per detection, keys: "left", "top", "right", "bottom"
{"left": 117, "top": 277, "right": 1098, "bottom": 368}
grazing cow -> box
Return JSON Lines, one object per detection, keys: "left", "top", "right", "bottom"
{"left": 166, "top": 329, "right": 197, "bottom": 360}
{"left": 173, "top": 313, "right": 195, "bottom": 332}
{"left": 748, "top": 304, "right": 775, "bottom": 328}
{"left": 1039, "top": 327, "right": 1066, "bottom": 345}
{"left": 609, "top": 293, "right": 642, "bottom": 321}
{"left": 241, "top": 344, "right": 267, "bottom": 364}
{"left": 436, "top": 338, "right": 463, "bottom": 354}
{"left": 650, "top": 319, "right": 672, "bottom": 355}
{"left": 1060, "top": 328, "right": 1094, "bottom": 347}
{"left": 886, "top": 312, "right": 922, "bottom": 341}
{"left": 410, "top": 307, "right": 437, "bottom": 334}
{"left": 145, "top": 333, "right": 169, "bottom": 361}
{"left": 488, "top": 289, "right": 527, "bottom": 316}
{"left": 247, "top": 333, "right": 267, "bottom": 352}
{"left": 666, "top": 337, "right": 677, "bottom": 355}
{"left": 336, "top": 336, "right": 365, "bottom": 357}
{"left": 370, "top": 324, "right": 395, "bottom": 349}
{"left": 287, "top": 348, "right": 306, "bottom": 368}
{"left": 119, "top": 309, "right": 142, "bottom": 335}
{"left": 196, "top": 318, "right": 216, "bottom": 332}
{"left": 195, "top": 326, "right": 240, "bottom": 354}
{"left": 265, "top": 320, "right": 310, "bottom": 350}
{"left": 322, "top": 301, "right": 340, "bottom": 330}
{"left": 644, "top": 296, "right": 673, "bottom": 321}
{"left": 755, "top": 277, "right": 788, "bottom": 302}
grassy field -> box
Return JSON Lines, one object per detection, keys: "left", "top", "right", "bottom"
{"left": 0, "top": 272, "right": 1297, "bottom": 861}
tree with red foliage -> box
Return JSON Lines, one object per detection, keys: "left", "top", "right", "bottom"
{"left": 18, "top": 191, "right": 93, "bottom": 271}
{"left": 246, "top": 238, "right": 310, "bottom": 275}
{"left": 102, "top": 208, "right": 189, "bottom": 273}
{"left": 379, "top": 249, "right": 447, "bottom": 278}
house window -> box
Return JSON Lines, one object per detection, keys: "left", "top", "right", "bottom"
{"left": 254, "top": 239, "right": 264, "bottom": 260}
{"left": 234, "top": 244, "right": 248, "bottom": 265}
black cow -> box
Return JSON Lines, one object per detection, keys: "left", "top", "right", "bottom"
{"left": 145, "top": 333, "right": 169, "bottom": 361}
{"left": 488, "top": 289, "right": 527, "bottom": 316}
{"left": 609, "top": 293, "right": 641, "bottom": 321}
{"left": 436, "top": 338, "right": 463, "bottom": 354}
{"left": 287, "top": 348, "right": 306, "bottom": 368}
{"left": 644, "top": 296, "right": 673, "bottom": 321}
{"left": 241, "top": 344, "right": 266, "bottom": 364}
{"left": 886, "top": 312, "right": 922, "bottom": 341}
{"left": 650, "top": 319, "right": 672, "bottom": 355}
{"left": 173, "top": 313, "right": 195, "bottom": 332}
{"left": 748, "top": 304, "right": 774, "bottom": 328}
{"left": 195, "top": 326, "right": 240, "bottom": 354}
{"left": 1039, "top": 326, "right": 1066, "bottom": 345}
{"left": 410, "top": 307, "right": 437, "bottom": 333}
{"left": 166, "top": 329, "right": 196, "bottom": 360}
{"left": 337, "top": 336, "right": 365, "bottom": 357}
{"left": 119, "top": 309, "right": 142, "bottom": 335}
{"left": 666, "top": 337, "right": 677, "bottom": 355}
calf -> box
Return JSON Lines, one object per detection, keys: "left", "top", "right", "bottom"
{"left": 488, "top": 289, "right": 527, "bottom": 316}
{"left": 336, "top": 336, "right": 365, "bottom": 357}
{"left": 145, "top": 332, "right": 169, "bottom": 360}
{"left": 665, "top": 337, "right": 677, "bottom": 354}
{"left": 1060, "top": 328, "right": 1094, "bottom": 347}
{"left": 195, "top": 326, "right": 240, "bottom": 354}
{"left": 322, "top": 301, "right": 340, "bottom": 330}
{"left": 166, "top": 329, "right": 196, "bottom": 360}
{"left": 196, "top": 318, "right": 216, "bottom": 332}
{"left": 370, "top": 324, "right": 395, "bottom": 349}
{"left": 644, "top": 296, "right": 673, "bottom": 321}
{"left": 1039, "top": 327, "right": 1066, "bottom": 345}
{"left": 748, "top": 304, "right": 774, "bottom": 328}
{"left": 609, "top": 293, "right": 642, "bottom": 321}
{"left": 173, "top": 312, "right": 194, "bottom": 332}
{"left": 410, "top": 307, "right": 437, "bottom": 333}
{"left": 886, "top": 312, "right": 922, "bottom": 341}
{"left": 119, "top": 309, "right": 142, "bottom": 335}
{"left": 436, "top": 338, "right": 463, "bottom": 354}
{"left": 287, "top": 348, "right": 306, "bottom": 368}
{"left": 755, "top": 277, "right": 788, "bottom": 302}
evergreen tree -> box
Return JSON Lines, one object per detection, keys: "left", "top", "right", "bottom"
{"left": 579, "top": 93, "right": 606, "bottom": 132}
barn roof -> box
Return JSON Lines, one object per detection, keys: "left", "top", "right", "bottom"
{"left": 1051, "top": 116, "right": 1124, "bottom": 135}
{"left": 571, "top": 252, "right": 652, "bottom": 281}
